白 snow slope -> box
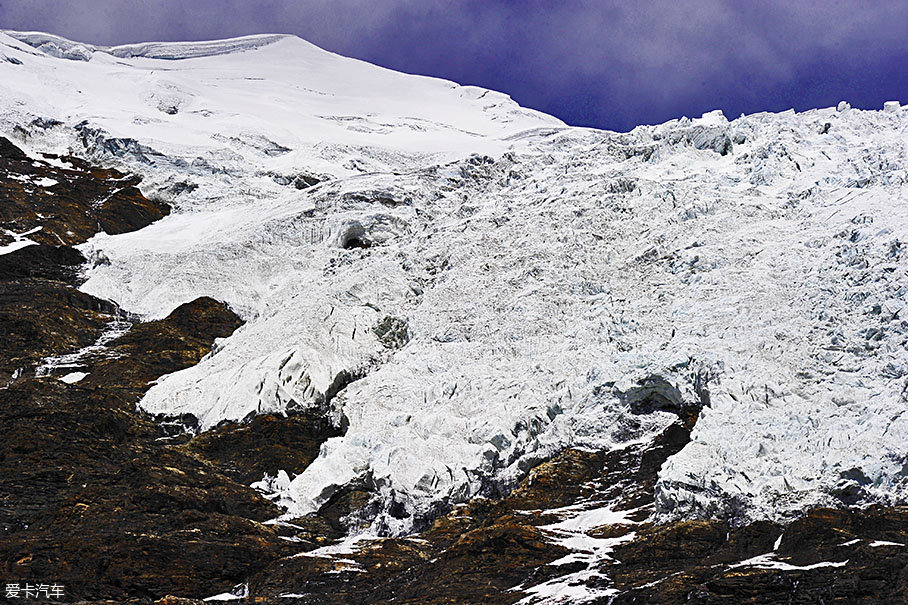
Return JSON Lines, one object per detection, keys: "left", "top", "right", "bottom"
{"left": 0, "top": 30, "right": 559, "bottom": 179}
{"left": 1, "top": 30, "right": 906, "bottom": 532}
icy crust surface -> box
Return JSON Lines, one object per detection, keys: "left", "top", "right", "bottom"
{"left": 2, "top": 30, "right": 908, "bottom": 532}
{"left": 5, "top": 30, "right": 292, "bottom": 61}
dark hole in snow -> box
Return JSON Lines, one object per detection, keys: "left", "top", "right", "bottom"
{"left": 622, "top": 380, "right": 685, "bottom": 415}
{"left": 338, "top": 221, "right": 372, "bottom": 249}
{"left": 343, "top": 236, "right": 371, "bottom": 249}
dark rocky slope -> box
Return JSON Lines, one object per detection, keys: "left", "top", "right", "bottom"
{"left": 0, "top": 136, "right": 169, "bottom": 248}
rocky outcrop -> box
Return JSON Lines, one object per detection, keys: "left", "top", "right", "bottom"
{"left": 608, "top": 506, "right": 908, "bottom": 603}
{"left": 75, "top": 296, "right": 243, "bottom": 400}
{"left": 0, "top": 277, "right": 118, "bottom": 384}
{"left": 0, "top": 288, "right": 297, "bottom": 599}
{"left": 0, "top": 243, "right": 86, "bottom": 282}
{"left": 0, "top": 135, "right": 169, "bottom": 247}
{"left": 181, "top": 412, "right": 343, "bottom": 487}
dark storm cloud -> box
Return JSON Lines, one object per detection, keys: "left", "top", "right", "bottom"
{"left": 1, "top": 0, "right": 905, "bottom": 130}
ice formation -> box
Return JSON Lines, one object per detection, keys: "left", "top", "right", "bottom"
{"left": 1, "top": 29, "right": 906, "bottom": 532}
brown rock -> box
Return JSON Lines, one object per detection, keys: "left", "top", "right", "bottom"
{"left": 0, "top": 136, "right": 169, "bottom": 246}
{"left": 0, "top": 278, "right": 120, "bottom": 382}
{"left": 182, "top": 412, "right": 342, "bottom": 486}
{"left": 79, "top": 296, "right": 242, "bottom": 401}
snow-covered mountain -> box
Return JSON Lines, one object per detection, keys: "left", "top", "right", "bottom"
{"left": 2, "top": 29, "right": 906, "bottom": 538}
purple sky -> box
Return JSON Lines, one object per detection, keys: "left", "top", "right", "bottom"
{"left": 1, "top": 0, "right": 905, "bottom": 131}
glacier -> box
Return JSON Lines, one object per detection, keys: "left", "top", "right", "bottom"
{"left": 1, "top": 30, "right": 906, "bottom": 533}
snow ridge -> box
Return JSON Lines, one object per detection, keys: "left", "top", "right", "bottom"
{"left": 3, "top": 30, "right": 291, "bottom": 61}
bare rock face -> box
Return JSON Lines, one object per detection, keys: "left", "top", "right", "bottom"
{"left": 0, "top": 136, "right": 170, "bottom": 247}
{"left": 76, "top": 296, "right": 243, "bottom": 401}
{"left": 0, "top": 278, "right": 118, "bottom": 383}
{"left": 608, "top": 507, "right": 908, "bottom": 603}
{"left": 0, "top": 293, "right": 297, "bottom": 599}
{"left": 0, "top": 243, "right": 86, "bottom": 282}
{"left": 182, "top": 413, "right": 343, "bottom": 487}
